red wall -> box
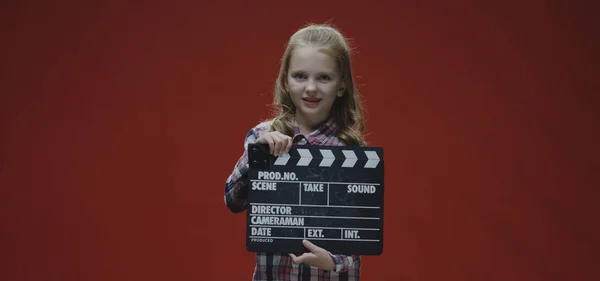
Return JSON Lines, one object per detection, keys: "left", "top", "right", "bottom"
{"left": 1, "top": 1, "right": 598, "bottom": 280}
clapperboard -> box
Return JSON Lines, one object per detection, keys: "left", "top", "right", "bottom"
{"left": 246, "top": 143, "right": 384, "bottom": 255}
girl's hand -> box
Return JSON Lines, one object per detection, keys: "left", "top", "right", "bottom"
{"left": 256, "top": 131, "right": 293, "bottom": 156}
{"left": 289, "top": 240, "right": 335, "bottom": 271}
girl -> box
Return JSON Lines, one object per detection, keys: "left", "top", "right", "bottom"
{"left": 225, "top": 23, "right": 367, "bottom": 281}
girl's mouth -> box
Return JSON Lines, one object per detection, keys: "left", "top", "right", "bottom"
{"left": 302, "top": 97, "right": 321, "bottom": 108}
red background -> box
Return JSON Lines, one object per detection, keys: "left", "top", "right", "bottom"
{"left": 1, "top": 1, "right": 598, "bottom": 280}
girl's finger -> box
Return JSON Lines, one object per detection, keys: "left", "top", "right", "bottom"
{"left": 271, "top": 134, "right": 284, "bottom": 156}
{"left": 281, "top": 135, "right": 292, "bottom": 154}
{"left": 285, "top": 136, "right": 293, "bottom": 152}
{"left": 274, "top": 132, "right": 291, "bottom": 154}
{"left": 265, "top": 135, "right": 275, "bottom": 155}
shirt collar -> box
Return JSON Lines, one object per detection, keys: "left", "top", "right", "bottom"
{"left": 291, "top": 115, "right": 338, "bottom": 145}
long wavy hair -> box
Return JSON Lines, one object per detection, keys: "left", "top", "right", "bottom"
{"left": 268, "top": 23, "right": 366, "bottom": 146}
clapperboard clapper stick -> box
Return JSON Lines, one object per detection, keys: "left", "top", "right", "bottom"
{"left": 246, "top": 143, "right": 384, "bottom": 256}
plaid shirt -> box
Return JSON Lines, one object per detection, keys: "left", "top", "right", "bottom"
{"left": 224, "top": 117, "right": 361, "bottom": 281}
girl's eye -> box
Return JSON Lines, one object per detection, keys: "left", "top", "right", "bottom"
{"left": 293, "top": 73, "right": 307, "bottom": 80}
{"left": 319, "top": 75, "right": 331, "bottom": 81}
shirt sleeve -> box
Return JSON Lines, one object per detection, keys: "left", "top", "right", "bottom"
{"left": 224, "top": 127, "right": 261, "bottom": 213}
{"left": 330, "top": 254, "right": 360, "bottom": 273}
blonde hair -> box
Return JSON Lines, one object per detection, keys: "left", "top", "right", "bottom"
{"left": 268, "top": 23, "right": 366, "bottom": 146}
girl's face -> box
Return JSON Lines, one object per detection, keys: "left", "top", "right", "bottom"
{"left": 286, "top": 45, "right": 343, "bottom": 128}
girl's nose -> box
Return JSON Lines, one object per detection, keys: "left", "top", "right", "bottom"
{"left": 305, "top": 79, "right": 317, "bottom": 92}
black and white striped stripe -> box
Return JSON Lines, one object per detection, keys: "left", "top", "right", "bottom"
{"left": 272, "top": 146, "right": 382, "bottom": 169}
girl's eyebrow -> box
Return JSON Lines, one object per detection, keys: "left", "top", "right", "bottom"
{"left": 317, "top": 71, "right": 337, "bottom": 78}
{"left": 289, "top": 69, "right": 335, "bottom": 75}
